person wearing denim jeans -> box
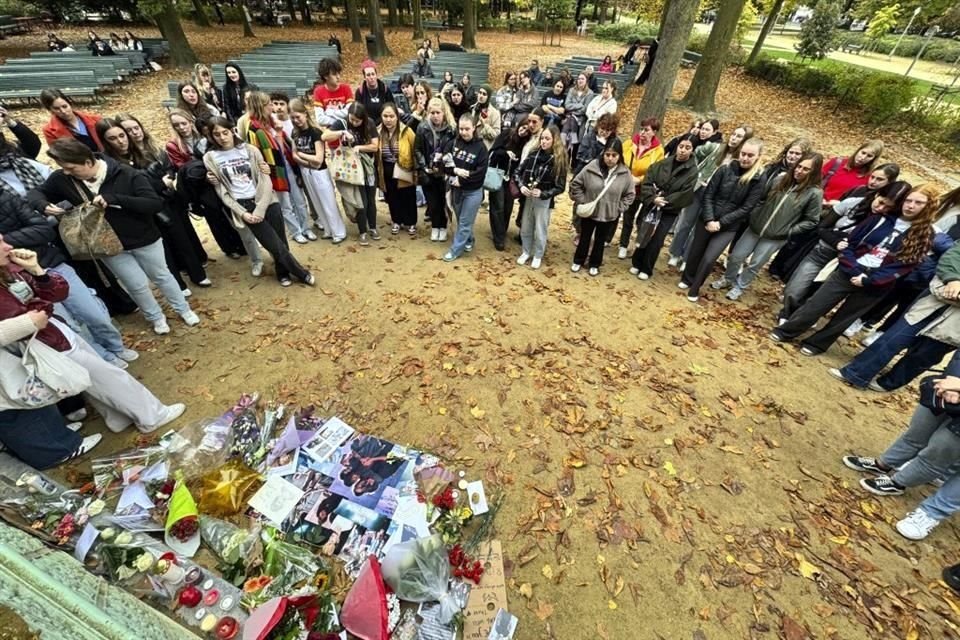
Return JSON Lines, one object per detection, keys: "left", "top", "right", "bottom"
{"left": 441, "top": 114, "right": 489, "bottom": 262}
{"left": 103, "top": 238, "right": 194, "bottom": 325}
{"left": 49, "top": 263, "right": 127, "bottom": 361}
{"left": 448, "top": 188, "right": 483, "bottom": 258}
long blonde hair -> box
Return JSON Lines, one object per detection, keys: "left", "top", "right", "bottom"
{"left": 167, "top": 108, "right": 198, "bottom": 155}
{"left": 737, "top": 138, "right": 764, "bottom": 185}
{"left": 542, "top": 124, "right": 568, "bottom": 178}
{"left": 846, "top": 139, "right": 884, "bottom": 174}
{"left": 245, "top": 91, "right": 273, "bottom": 123}
{"left": 288, "top": 97, "right": 318, "bottom": 130}
{"left": 426, "top": 97, "right": 455, "bottom": 129}
{"left": 192, "top": 63, "right": 216, "bottom": 88}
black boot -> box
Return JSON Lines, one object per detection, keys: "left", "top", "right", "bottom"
{"left": 943, "top": 564, "right": 960, "bottom": 595}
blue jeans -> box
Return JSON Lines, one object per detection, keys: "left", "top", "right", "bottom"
{"left": 520, "top": 197, "right": 552, "bottom": 259}
{"left": 919, "top": 472, "right": 960, "bottom": 520}
{"left": 449, "top": 187, "right": 483, "bottom": 258}
{"left": 723, "top": 228, "right": 784, "bottom": 290}
{"left": 839, "top": 303, "right": 953, "bottom": 389}
{"left": 50, "top": 263, "right": 125, "bottom": 361}
{"left": 668, "top": 188, "right": 703, "bottom": 259}
{"left": 102, "top": 239, "right": 190, "bottom": 323}
{"left": 880, "top": 403, "right": 960, "bottom": 488}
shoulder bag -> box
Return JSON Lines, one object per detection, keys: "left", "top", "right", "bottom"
{"left": 327, "top": 142, "right": 366, "bottom": 186}
{"left": 0, "top": 331, "right": 91, "bottom": 409}
{"left": 57, "top": 181, "right": 124, "bottom": 260}
{"left": 576, "top": 171, "right": 618, "bottom": 218}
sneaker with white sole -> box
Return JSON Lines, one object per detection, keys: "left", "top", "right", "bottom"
{"left": 359, "top": 233, "right": 370, "bottom": 246}
{"left": 181, "top": 288, "right": 192, "bottom": 298}
{"left": 842, "top": 455, "right": 889, "bottom": 474}
{"left": 108, "top": 357, "right": 129, "bottom": 370}
{"left": 677, "top": 281, "right": 689, "bottom": 290}
{"left": 153, "top": 318, "right": 170, "bottom": 335}
{"left": 710, "top": 277, "right": 730, "bottom": 290}
{"left": 828, "top": 367, "right": 856, "bottom": 385}
{"left": 726, "top": 287, "right": 744, "bottom": 301}
{"left": 629, "top": 267, "right": 639, "bottom": 275}
{"left": 667, "top": 255, "right": 681, "bottom": 268}
{"left": 65, "top": 408, "right": 87, "bottom": 422}
{"left": 305, "top": 229, "right": 318, "bottom": 241}
{"left": 843, "top": 318, "right": 864, "bottom": 338}
{"left": 617, "top": 246, "right": 628, "bottom": 259}
{"left": 293, "top": 233, "right": 308, "bottom": 244}
{"left": 140, "top": 403, "right": 186, "bottom": 433}
{"left": 531, "top": 257, "right": 542, "bottom": 269}
{"left": 66, "top": 422, "right": 83, "bottom": 432}
{"left": 431, "top": 228, "right": 440, "bottom": 242}
{"left": 438, "top": 228, "right": 447, "bottom": 242}
{"left": 860, "top": 475, "right": 905, "bottom": 496}
{"left": 896, "top": 508, "right": 941, "bottom": 540}
{"left": 862, "top": 331, "right": 883, "bottom": 347}
{"left": 442, "top": 252, "right": 456, "bottom": 262}
{"left": 868, "top": 380, "right": 889, "bottom": 393}
{"left": 305, "top": 273, "right": 316, "bottom": 286}
{"left": 370, "top": 229, "right": 381, "bottom": 240}
{"left": 799, "top": 346, "right": 818, "bottom": 356}
{"left": 251, "top": 262, "right": 264, "bottom": 277}
{"left": 181, "top": 311, "right": 200, "bottom": 326}
{"left": 117, "top": 348, "right": 139, "bottom": 362}
{"left": 59, "top": 434, "right": 102, "bottom": 462}
{"left": 589, "top": 267, "right": 599, "bottom": 276}
{"left": 517, "top": 253, "right": 530, "bottom": 266}
{"left": 687, "top": 295, "right": 699, "bottom": 303}
{"left": 391, "top": 223, "right": 401, "bottom": 235}
{"left": 571, "top": 264, "right": 581, "bottom": 272}
{"left": 638, "top": 272, "right": 649, "bottom": 280}
{"left": 197, "top": 278, "right": 213, "bottom": 287}
{"left": 280, "top": 278, "right": 293, "bottom": 287}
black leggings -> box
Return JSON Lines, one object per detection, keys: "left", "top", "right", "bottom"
{"left": 422, "top": 178, "right": 447, "bottom": 229}
{"left": 242, "top": 201, "right": 311, "bottom": 282}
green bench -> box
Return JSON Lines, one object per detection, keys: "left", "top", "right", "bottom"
{"left": 0, "top": 63, "right": 121, "bottom": 87}
{"left": 4, "top": 58, "right": 130, "bottom": 81}
{"left": 29, "top": 49, "right": 148, "bottom": 72}
{"left": 0, "top": 70, "right": 100, "bottom": 104}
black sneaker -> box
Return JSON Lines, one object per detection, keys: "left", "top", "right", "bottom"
{"left": 943, "top": 563, "right": 960, "bottom": 595}
{"left": 842, "top": 455, "right": 888, "bottom": 474}
{"left": 860, "top": 475, "right": 905, "bottom": 496}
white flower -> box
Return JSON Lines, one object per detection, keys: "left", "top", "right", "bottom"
{"left": 115, "top": 531, "right": 133, "bottom": 546}
{"left": 134, "top": 553, "right": 155, "bottom": 573}
{"left": 87, "top": 500, "right": 106, "bottom": 517}
{"left": 100, "top": 527, "right": 116, "bottom": 541}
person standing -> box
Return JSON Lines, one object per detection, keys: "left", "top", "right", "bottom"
{"left": 222, "top": 64, "right": 250, "bottom": 123}
{"left": 313, "top": 58, "right": 354, "bottom": 127}
{"left": 322, "top": 103, "right": 380, "bottom": 245}
{"left": 488, "top": 116, "right": 531, "bottom": 251}
{"left": 442, "top": 114, "right": 489, "bottom": 262}
{"left": 39, "top": 90, "right": 102, "bottom": 151}
{"left": 415, "top": 98, "right": 456, "bottom": 242}
{"left": 289, "top": 98, "right": 347, "bottom": 244}
{"left": 666, "top": 119, "right": 723, "bottom": 267}
{"left": 570, "top": 138, "right": 635, "bottom": 276}
{"left": 515, "top": 125, "right": 568, "bottom": 269}
{"left": 355, "top": 60, "right": 394, "bottom": 126}
{"left": 377, "top": 104, "right": 418, "bottom": 236}
{"left": 616, "top": 117, "right": 664, "bottom": 257}
{"left": 471, "top": 86, "right": 501, "bottom": 151}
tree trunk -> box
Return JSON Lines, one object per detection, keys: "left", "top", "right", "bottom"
{"left": 367, "top": 0, "right": 392, "bottom": 57}
{"left": 635, "top": 0, "right": 699, "bottom": 127}
{"left": 387, "top": 0, "right": 399, "bottom": 26}
{"left": 242, "top": 3, "right": 256, "bottom": 37}
{"left": 285, "top": 0, "right": 297, "bottom": 22}
{"left": 346, "top": 0, "right": 363, "bottom": 42}
{"left": 298, "top": 0, "right": 313, "bottom": 24}
{"left": 574, "top": 0, "right": 585, "bottom": 23}
{"left": 154, "top": 0, "right": 199, "bottom": 68}
{"left": 190, "top": 0, "right": 211, "bottom": 26}
{"left": 462, "top": 0, "right": 477, "bottom": 48}
{"left": 680, "top": 0, "right": 745, "bottom": 113}
{"left": 658, "top": 0, "right": 672, "bottom": 39}
{"left": 747, "top": 0, "right": 783, "bottom": 65}
{"left": 412, "top": 0, "right": 423, "bottom": 38}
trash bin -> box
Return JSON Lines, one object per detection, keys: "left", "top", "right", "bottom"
{"left": 365, "top": 34, "right": 377, "bottom": 59}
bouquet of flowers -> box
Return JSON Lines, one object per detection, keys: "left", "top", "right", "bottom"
{"left": 164, "top": 471, "right": 200, "bottom": 557}
{"left": 199, "top": 515, "right": 263, "bottom": 585}
{"left": 99, "top": 544, "right": 155, "bottom": 583}
{"left": 242, "top": 593, "right": 338, "bottom": 640}
{"left": 381, "top": 534, "right": 458, "bottom": 623}
{"left": 230, "top": 402, "right": 266, "bottom": 470}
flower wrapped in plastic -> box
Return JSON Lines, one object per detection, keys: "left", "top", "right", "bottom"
{"left": 380, "top": 534, "right": 458, "bottom": 624}
{"left": 164, "top": 471, "right": 200, "bottom": 557}
{"left": 241, "top": 528, "right": 328, "bottom": 609}
{"left": 242, "top": 592, "right": 338, "bottom": 640}
{"left": 199, "top": 515, "right": 263, "bottom": 585}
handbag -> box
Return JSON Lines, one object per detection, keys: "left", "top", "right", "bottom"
{"left": 483, "top": 166, "right": 504, "bottom": 191}
{"left": 0, "top": 332, "right": 91, "bottom": 409}
{"left": 327, "top": 143, "right": 366, "bottom": 186}
{"left": 392, "top": 163, "right": 415, "bottom": 184}
{"left": 635, "top": 205, "right": 663, "bottom": 249}
{"left": 576, "top": 172, "right": 618, "bottom": 218}
{"left": 508, "top": 179, "right": 522, "bottom": 200}
{"left": 58, "top": 183, "right": 124, "bottom": 260}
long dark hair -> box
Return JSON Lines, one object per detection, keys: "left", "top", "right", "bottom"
{"left": 94, "top": 117, "right": 148, "bottom": 168}
{"left": 345, "top": 102, "right": 373, "bottom": 144}
{"left": 771, "top": 152, "right": 823, "bottom": 196}
{"left": 850, "top": 180, "right": 911, "bottom": 221}
{"left": 223, "top": 63, "right": 248, "bottom": 91}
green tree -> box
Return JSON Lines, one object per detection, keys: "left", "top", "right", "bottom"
{"left": 865, "top": 4, "right": 900, "bottom": 50}
{"left": 748, "top": 0, "right": 784, "bottom": 64}
{"left": 636, "top": 0, "right": 700, "bottom": 126}
{"left": 681, "top": 0, "right": 746, "bottom": 112}
{"left": 795, "top": 0, "right": 840, "bottom": 60}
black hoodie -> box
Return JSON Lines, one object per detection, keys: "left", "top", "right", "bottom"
{"left": 28, "top": 156, "right": 163, "bottom": 251}
{"left": 443, "top": 136, "right": 488, "bottom": 192}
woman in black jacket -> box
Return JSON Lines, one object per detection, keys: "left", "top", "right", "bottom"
{"left": 679, "top": 138, "right": 765, "bottom": 302}
{"left": 488, "top": 115, "right": 531, "bottom": 251}
{"left": 415, "top": 98, "right": 457, "bottom": 242}
{"left": 222, "top": 63, "right": 250, "bottom": 123}
{"left": 515, "top": 125, "right": 568, "bottom": 270}
{"left": 27, "top": 139, "right": 199, "bottom": 335}
{"left": 629, "top": 135, "right": 698, "bottom": 279}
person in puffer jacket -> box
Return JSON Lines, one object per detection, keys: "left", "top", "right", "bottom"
{"left": 718, "top": 152, "right": 824, "bottom": 301}
{"left": 771, "top": 184, "right": 941, "bottom": 356}
{"left": 515, "top": 125, "right": 568, "bottom": 270}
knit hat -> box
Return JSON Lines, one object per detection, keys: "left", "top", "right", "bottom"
{"left": 480, "top": 84, "right": 493, "bottom": 96}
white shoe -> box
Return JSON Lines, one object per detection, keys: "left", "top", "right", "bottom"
{"left": 571, "top": 263, "right": 581, "bottom": 272}
{"left": 710, "top": 277, "right": 730, "bottom": 290}
{"left": 687, "top": 295, "right": 699, "bottom": 302}
{"left": 60, "top": 434, "right": 102, "bottom": 461}
{"left": 629, "top": 267, "right": 639, "bottom": 275}
{"left": 305, "top": 273, "right": 316, "bottom": 286}
{"left": 896, "top": 508, "right": 941, "bottom": 541}
{"left": 438, "top": 228, "right": 448, "bottom": 241}
{"left": 588, "top": 267, "right": 598, "bottom": 276}
{"left": 531, "top": 257, "right": 542, "bottom": 269}
{"left": 116, "top": 348, "right": 139, "bottom": 362}
{"left": 197, "top": 278, "right": 213, "bottom": 287}
{"left": 638, "top": 272, "right": 649, "bottom": 280}
{"left": 517, "top": 253, "right": 530, "bottom": 266}
{"left": 617, "top": 246, "right": 628, "bottom": 259}
{"left": 677, "top": 282, "right": 689, "bottom": 290}
{"left": 140, "top": 403, "right": 186, "bottom": 433}
{"left": 153, "top": 318, "right": 170, "bottom": 335}
{"left": 430, "top": 228, "right": 440, "bottom": 242}
{"left": 108, "top": 357, "right": 128, "bottom": 370}
{"left": 843, "top": 319, "right": 864, "bottom": 338}
{"left": 181, "top": 288, "right": 192, "bottom": 298}
{"left": 65, "top": 408, "right": 87, "bottom": 422}
{"left": 678, "top": 260, "right": 685, "bottom": 272}
{"left": 862, "top": 331, "right": 883, "bottom": 347}
{"left": 66, "top": 421, "right": 83, "bottom": 432}
{"left": 304, "top": 229, "right": 318, "bottom": 241}
{"left": 180, "top": 310, "right": 200, "bottom": 326}
{"left": 251, "top": 261, "right": 264, "bottom": 277}
{"left": 293, "top": 233, "right": 308, "bottom": 244}
{"left": 667, "top": 255, "right": 680, "bottom": 267}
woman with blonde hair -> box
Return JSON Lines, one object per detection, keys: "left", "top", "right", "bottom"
{"left": 772, "top": 184, "right": 941, "bottom": 356}
{"left": 378, "top": 103, "right": 419, "bottom": 235}
{"left": 415, "top": 97, "right": 456, "bottom": 241}
{"left": 192, "top": 63, "right": 223, "bottom": 112}
{"left": 288, "top": 98, "right": 347, "bottom": 243}
{"left": 822, "top": 139, "right": 884, "bottom": 205}
{"left": 515, "top": 124, "right": 568, "bottom": 269}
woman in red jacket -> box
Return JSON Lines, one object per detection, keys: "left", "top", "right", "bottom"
{"left": 822, "top": 140, "right": 884, "bottom": 205}
{"left": 0, "top": 237, "right": 186, "bottom": 434}
{"left": 39, "top": 89, "right": 103, "bottom": 152}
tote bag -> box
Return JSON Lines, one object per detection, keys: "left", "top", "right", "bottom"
{"left": 327, "top": 144, "right": 366, "bottom": 186}
{"left": 0, "top": 332, "right": 90, "bottom": 409}
{"left": 58, "top": 183, "right": 123, "bottom": 260}
{"left": 483, "top": 166, "right": 504, "bottom": 191}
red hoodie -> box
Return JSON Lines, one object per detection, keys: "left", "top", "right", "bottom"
{"left": 0, "top": 267, "right": 70, "bottom": 352}
{"left": 822, "top": 156, "right": 869, "bottom": 202}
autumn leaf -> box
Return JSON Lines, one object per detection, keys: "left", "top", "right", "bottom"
{"left": 519, "top": 583, "right": 533, "bottom": 599}
{"left": 542, "top": 564, "right": 554, "bottom": 580}
{"left": 795, "top": 553, "right": 822, "bottom": 581}
{"left": 470, "top": 406, "right": 486, "bottom": 419}
{"left": 535, "top": 599, "right": 555, "bottom": 621}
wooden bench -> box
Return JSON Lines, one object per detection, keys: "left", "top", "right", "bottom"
{"left": 4, "top": 57, "right": 131, "bottom": 80}
{"left": 0, "top": 70, "right": 100, "bottom": 104}
{"left": 840, "top": 42, "right": 863, "bottom": 55}
{"left": 680, "top": 50, "right": 702, "bottom": 68}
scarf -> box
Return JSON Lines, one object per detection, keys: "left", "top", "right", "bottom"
{"left": 0, "top": 155, "right": 45, "bottom": 197}
{"left": 82, "top": 160, "right": 108, "bottom": 194}
{"left": 250, "top": 119, "right": 290, "bottom": 192}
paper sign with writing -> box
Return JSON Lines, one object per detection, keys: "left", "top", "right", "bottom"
{"left": 462, "top": 541, "right": 508, "bottom": 640}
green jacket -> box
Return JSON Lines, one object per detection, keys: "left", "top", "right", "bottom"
{"left": 748, "top": 185, "right": 823, "bottom": 240}
{"left": 937, "top": 243, "right": 960, "bottom": 283}
{"left": 694, "top": 140, "right": 721, "bottom": 187}
{"left": 640, "top": 154, "right": 698, "bottom": 216}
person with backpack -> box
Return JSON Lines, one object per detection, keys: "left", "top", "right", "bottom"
{"left": 714, "top": 152, "right": 823, "bottom": 301}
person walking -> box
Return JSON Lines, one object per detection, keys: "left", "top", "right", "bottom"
{"left": 515, "top": 125, "right": 568, "bottom": 269}
{"left": 570, "top": 138, "right": 635, "bottom": 276}
{"left": 442, "top": 114, "right": 489, "bottom": 262}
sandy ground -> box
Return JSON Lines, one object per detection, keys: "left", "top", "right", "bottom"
{"left": 3, "top": 22, "right": 960, "bottom": 639}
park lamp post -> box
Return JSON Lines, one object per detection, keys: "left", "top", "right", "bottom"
{"left": 888, "top": 5, "right": 922, "bottom": 61}
{"left": 905, "top": 25, "right": 940, "bottom": 77}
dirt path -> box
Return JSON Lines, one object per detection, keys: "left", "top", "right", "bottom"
{"left": 5, "top": 23, "right": 960, "bottom": 639}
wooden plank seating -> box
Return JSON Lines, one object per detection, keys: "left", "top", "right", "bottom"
{"left": 4, "top": 57, "right": 131, "bottom": 81}
{"left": 840, "top": 41, "right": 863, "bottom": 55}
{"left": 0, "top": 69, "right": 100, "bottom": 104}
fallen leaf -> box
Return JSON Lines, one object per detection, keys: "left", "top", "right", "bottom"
{"left": 519, "top": 583, "right": 533, "bottom": 599}
{"left": 542, "top": 564, "right": 554, "bottom": 580}
{"left": 663, "top": 461, "right": 677, "bottom": 476}
{"left": 470, "top": 406, "right": 486, "bottom": 419}
{"left": 795, "top": 553, "right": 822, "bottom": 581}
{"left": 535, "top": 599, "right": 555, "bottom": 621}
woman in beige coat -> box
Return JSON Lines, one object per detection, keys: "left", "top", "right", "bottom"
{"left": 568, "top": 138, "right": 635, "bottom": 276}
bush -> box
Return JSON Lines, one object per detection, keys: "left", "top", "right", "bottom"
{"left": 841, "top": 33, "right": 960, "bottom": 63}
{"left": 592, "top": 21, "right": 657, "bottom": 43}
{"left": 857, "top": 74, "right": 916, "bottom": 123}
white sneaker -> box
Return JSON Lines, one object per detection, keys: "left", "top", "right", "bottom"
{"left": 181, "top": 288, "right": 192, "bottom": 298}
{"left": 517, "top": 253, "right": 530, "bottom": 266}
{"left": 896, "top": 508, "right": 941, "bottom": 541}
{"left": 571, "top": 263, "right": 581, "bottom": 272}
{"left": 638, "top": 272, "right": 649, "bottom": 280}
{"left": 430, "top": 228, "right": 440, "bottom": 242}
{"left": 862, "top": 331, "right": 883, "bottom": 347}
{"left": 153, "top": 318, "right": 170, "bottom": 335}
{"left": 843, "top": 319, "right": 864, "bottom": 338}
{"left": 108, "top": 357, "right": 129, "bottom": 370}
{"left": 116, "top": 349, "right": 138, "bottom": 363}
{"left": 304, "top": 229, "right": 318, "bottom": 241}
{"left": 65, "top": 408, "right": 87, "bottom": 422}
{"left": 251, "top": 261, "right": 264, "bottom": 277}
{"left": 710, "top": 277, "right": 730, "bottom": 290}
{"left": 667, "top": 255, "right": 681, "bottom": 267}
{"left": 588, "top": 267, "right": 598, "bottom": 276}
{"left": 140, "top": 403, "right": 186, "bottom": 433}
{"left": 197, "top": 278, "right": 213, "bottom": 287}
{"left": 629, "top": 267, "right": 639, "bottom": 275}
{"left": 293, "top": 233, "right": 308, "bottom": 244}
{"left": 60, "top": 434, "right": 102, "bottom": 462}
{"left": 678, "top": 260, "right": 685, "bottom": 272}
{"left": 66, "top": 421, "right": 83, "bottom": 432}
{"left": 180, "top": 310, "right": 200, "bottom": 326}
{"left": 677, "top": 282, "right": 689, "bottom": 290}
{"left": 531, "top": 257, "right": 542, "bottom": 269}
{"left": 617, "top": 246, "right": 628, "bottom": 259}
{"left": 687, "top": 295, "right": 699, "bottom": 303}
{"left": 438, "top": 228, "right": 448, "bottom": 241}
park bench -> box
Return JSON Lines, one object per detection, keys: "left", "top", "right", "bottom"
{"left": 680, "top": 50, "right": 702, "bottom": 68}
{"left": 4, "top": 56, "right": 131, "bottom": 81}
{"left": 0, "top": 70, "right": 100, "bottom": 104}
{"left": 423, "top": 20, "right": 449, "bottom": 31}
{"left": 29, "top": 49, "right": 149, "bottom": 73}
{"left": 0, "top": 15, "right": 21, "bottom": 38}
{"left": 840, "top": 41, "right": 863, "bottom": 55}
{"left": 0, "top": 62, "right": 122, "bottom": 87}
{"left": 928, "top": 83, "right": 960, "bottom": 106}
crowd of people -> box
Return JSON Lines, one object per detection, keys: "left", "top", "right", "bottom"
{"left": 2, "top": 39, "right": 960, "bottom": 558}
